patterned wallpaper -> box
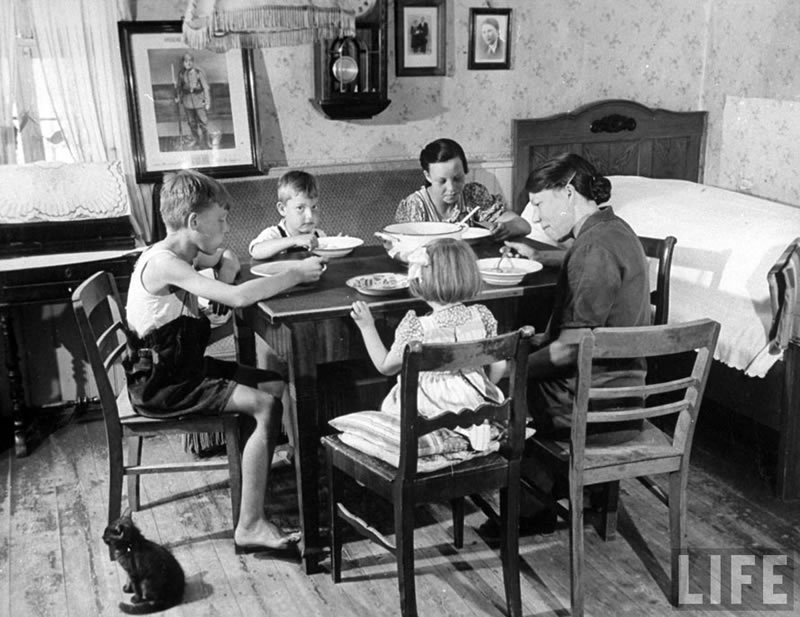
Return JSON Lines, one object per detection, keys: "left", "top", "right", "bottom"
{"left": 718, "top": 97, "right": 800, "bottom": 206}
{"left": 137, "top": 0, "right": 800, "bottom": 206}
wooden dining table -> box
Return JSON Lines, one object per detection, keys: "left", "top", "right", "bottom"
{"left": 236, "top": 239, "right": 558, "bottom": 573}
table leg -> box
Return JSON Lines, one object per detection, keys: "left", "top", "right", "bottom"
{"left": 1, "top": 306, "right": 28, "bottom": 457}
{"left": 249, "top": 317, "right": 325, "bottom": 574}
{"left": 286, "top": 323, "right": 326, "bottom": 573}
{"left": 234, "top": 309, "right": 255, "bottom": 366}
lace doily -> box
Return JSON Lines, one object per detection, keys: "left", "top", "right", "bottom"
{"left": 0, "top": 160, "right": 129, "bottom": 223}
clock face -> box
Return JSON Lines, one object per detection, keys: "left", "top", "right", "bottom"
{"left": 353, "top": 0, "right": 376, "bottom": 18}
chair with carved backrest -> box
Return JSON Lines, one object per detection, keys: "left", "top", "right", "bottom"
{"left": 523, "top": 318, "right": 719, "bottom": 617}
{"left": 71, "top": 271, "right": 243, "bottom": 558}
{"left": 321, "top": 326, "right": 535, "bottom": 617}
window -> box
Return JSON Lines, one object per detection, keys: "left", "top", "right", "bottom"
{"left": 14, "top": 36, "right": 73, "bottom": 164}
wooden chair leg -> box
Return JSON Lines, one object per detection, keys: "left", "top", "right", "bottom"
{"left": 107, "top": 444, "right": 124, "bottom": 561}
{"left": 224, "top": 417, "right": 242, "bottom": 528}
{"left": 569, "top": 478, "right": 585, "bottom": 617}
{"left": 126, "top": 436, "right": 143, "bottom": 511}
{"left": 668, "top": 470, "right": 686, "bottom": 606}
{"left": 327, "top": 456, "right": 343, "bottom": 583}
{"left": 595, "top": 481, "right": 620, "bottom": 541}
{"left": 450, "top": 497, "right": 464, "bottom": 549}
{"left": 500, "top": 484, "right": 522, "bottom": 617}
{"left": 395, "top": 491, "right": 417, "bottom": 617}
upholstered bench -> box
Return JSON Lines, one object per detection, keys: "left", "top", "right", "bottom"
{"left": 220, "top": 167, "right": 423, "bottom": 260}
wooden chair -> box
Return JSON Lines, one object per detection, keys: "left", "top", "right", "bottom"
{"left": 524, "top": 319, "right": 720, "bottom": 617}
{"left": 639, "top": 235, "right": 677, "bottom": 325}
{"left": 768, "top": 238, "right": 800, "bottom": 500}
{"left": 321, "top": 326, "right": 535, "bottom": 617}
{"left": 590, "top": 234, "right": 678, "bottom": 529}
{"left": 71, "top": 271, "right": 243, "bottom": 556}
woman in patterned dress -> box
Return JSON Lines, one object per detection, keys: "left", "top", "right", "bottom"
{"left": 394, "top": 138, "right": 530, "bottom": 241}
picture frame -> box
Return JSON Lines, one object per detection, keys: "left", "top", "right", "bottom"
{"left": 395, "top": 0, "right": 446, "bottom": 77}
{"left": 118, "top": 21, "right": 261, "bottom": 184}
{"left": 468, "top": 8, "right": 512, "bottom": 70}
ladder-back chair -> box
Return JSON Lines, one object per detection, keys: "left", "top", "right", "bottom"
{"left": 71, "top": 271, "right": 243, "bottom": 556}
{"left": 524, "top": 318, "right": 719, "bottom": 617}
{"left": 321, "top": 326, "right": 535, "bottom": 617}
{"left": 639, "top": 235, "right": 677, "bottom": 326}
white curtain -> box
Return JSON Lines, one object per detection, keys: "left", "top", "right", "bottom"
{"left": 29, "top": 0, "right": 152, "bottom": 242}
{"left": 0, "top": 0, "right": 17, "bottom": 164}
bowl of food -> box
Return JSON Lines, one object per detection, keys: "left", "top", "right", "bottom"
{"left": 312, "top": 235, "right": 364, "bottom": 259}
{"left": 375, "top": 222, "right": 464, "bottom": 263}
{"left": 477, "top": 257, "right": 543, "bottom": 286}
{"left": 346, "top": 272, "right": 409, "bottom": 296}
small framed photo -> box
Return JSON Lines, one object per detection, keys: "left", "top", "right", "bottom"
{"left": 118, "top": 21, "right": 261, "bottom": 184}
{"left": 468, "top": 8, "right": 512, "bottom": 70}
{"left": 395, "top": 0, "right": 446, "bottom": 77}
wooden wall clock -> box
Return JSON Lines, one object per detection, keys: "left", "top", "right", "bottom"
{"left": 312, "top": 0, "right": 391, "bottom": 119}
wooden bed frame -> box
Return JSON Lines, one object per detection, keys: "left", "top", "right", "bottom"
{"left": 512, "top": 99, "right": 800, "bottom": 500}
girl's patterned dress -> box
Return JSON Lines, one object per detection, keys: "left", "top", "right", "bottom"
{"left": 380, "top": 303, "right": 504, "bottom": 418}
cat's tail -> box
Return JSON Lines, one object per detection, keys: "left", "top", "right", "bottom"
{"left": 118, "top": 600, "right": 170, "bottom": 614}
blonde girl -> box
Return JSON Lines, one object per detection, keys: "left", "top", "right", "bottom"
{"left": 350, "top": 238, "right": 505, "bottom": 448}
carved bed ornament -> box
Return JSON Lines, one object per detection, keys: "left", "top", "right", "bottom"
{"left": 590, "top": 114, "right": 637, "bottom": 134}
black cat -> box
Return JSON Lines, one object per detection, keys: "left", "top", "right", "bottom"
{"left": 102, "top": 509, "right": 185, "bottom": 615}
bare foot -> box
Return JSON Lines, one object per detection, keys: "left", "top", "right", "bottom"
{"left": 234, "top": 519, "right": 300, "bottom": 549}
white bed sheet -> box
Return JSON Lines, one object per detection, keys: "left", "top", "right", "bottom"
{"left": 609, "top": 176, "right": 800, "bottom": 378}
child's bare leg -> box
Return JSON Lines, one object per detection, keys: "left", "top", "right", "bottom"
{"left": 225, "top": 383, "right": 299, "bottom": 548}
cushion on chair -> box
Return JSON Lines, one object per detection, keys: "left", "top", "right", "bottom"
{"left": 329, "top": 410, "right": 471, "bottom": 457}
{"left": 336, "top": 432, "right": 500, "bottom": 473}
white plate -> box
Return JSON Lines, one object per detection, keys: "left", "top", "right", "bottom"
{"left": 477, "top": 257, "right": 543, "bottom": 286}
{"left": 250, "top": 261, "right": 326, "bottom": 278}
{"left": 462, "top": 227, "right": 492, "bottom": 242}
{"left": 346, "top": 273, "right": 409, "bottom": 296}
{"left": 312, "top": 235, "right": 364, "bottom": 258}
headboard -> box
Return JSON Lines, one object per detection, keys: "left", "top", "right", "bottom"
{"left": 511, "top": 99, "right": 707, "bottom": 210}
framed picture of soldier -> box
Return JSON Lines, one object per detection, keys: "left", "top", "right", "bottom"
{"left": 395, "top": 0, "right": 446, "bottom": 77}
{"left": 118, "top": 21, "right": 260, "bottom": 183}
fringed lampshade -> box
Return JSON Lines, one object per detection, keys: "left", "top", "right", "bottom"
{"left": 182, "top": 0, "right": 357, "bottom": 51}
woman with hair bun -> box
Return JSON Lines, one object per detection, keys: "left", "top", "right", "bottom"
{"left": 481, "top": 152, "right": 651, "bottom": 539}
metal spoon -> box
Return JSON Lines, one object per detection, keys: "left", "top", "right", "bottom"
{"left": 495, "top": 246, "right": 513, "bottom": 271}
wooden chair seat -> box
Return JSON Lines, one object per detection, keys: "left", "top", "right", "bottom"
{"left": 72, "top": 271, "right": 243, "bottom": 559}
{"left": 534, "top": 421, "right": 681, "bottom": 478}
{"left": 323, "top": 434, "right": 512, "bottom": 500}
{"left": 322, "top": 326, "right": 535, "bottom": 617}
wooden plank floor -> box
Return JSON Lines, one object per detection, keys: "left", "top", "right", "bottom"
{"left": 1, "top": 409, "right": 799, "bottom": 617}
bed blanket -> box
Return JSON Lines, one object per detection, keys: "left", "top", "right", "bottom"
{"left": 610, "top": 176, "right": 800, "bottom": 378}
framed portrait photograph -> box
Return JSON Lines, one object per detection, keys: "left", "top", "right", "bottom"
{"left": 468, "top": 8, "right": 512, "bottom": 70}
{"left": 395, "top": 0, "right": 446, "bottom": 77}
{"left": 118, "top": 21, "right": 261, "bottom": 184}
